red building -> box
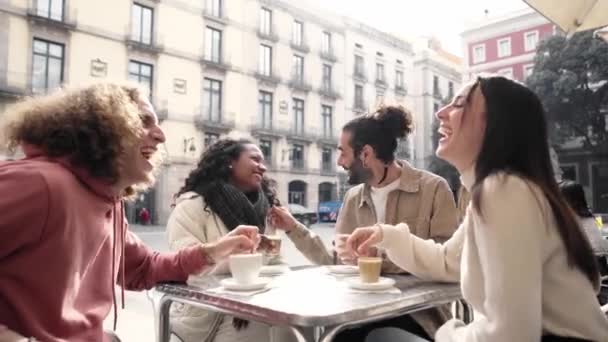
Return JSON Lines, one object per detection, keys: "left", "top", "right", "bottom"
{"left": 461, "top": 8, "right": 555, "bottom": 82}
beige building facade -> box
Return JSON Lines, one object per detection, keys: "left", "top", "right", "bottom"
{"left": 0, "top": 0, "right": 451, "bottom": 224}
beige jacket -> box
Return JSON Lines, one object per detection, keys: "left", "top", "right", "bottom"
{"left": 167, "top": 192, "right": 276, "bottom": 342}
{"left": 287, "top": 160, "right": 459, "bottom": 336}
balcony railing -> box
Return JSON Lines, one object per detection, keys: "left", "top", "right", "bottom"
{"left": 320, "top": 50, "right": 337, "bottom": 63}
{"left": 288, "top": 76, "right": 312, "bottom": 92}
{"left": 353, "top": 69, "right": 367, "bottom": 82}
{"left": 288, "top": 128, "right": 316, "bottom": 143}
{"left": 250, "top": 121, "right": 288, "bottom": 138}
{"left": 26, "top": 0, "right": 77, "bottom": 30}
{"left": 317, "top": 133, "right": 338, "bottom": 146}
{"left": 433, "top": 87, "right": 442, "bottom": 99}
{"left": 194, "top": 113, "right": 235, "bottom": 133}
{"left": 375, "top": 78, "right": 388, "bottom": 89}
{"left": 257, "top": 27, "right": 279, "bottom": 42}
{"left": 200, "top": 55, "right": 231, "bottom": 72}
{"left": 318, "top": 86, "right": 341, "bottom": 100}
{"left": 202, "top": 8, "right": 228, "bottom": 24}
{"left": 290, "top": 40, "right": 310, "bottom": 54}
{"left": 321, "top": 162, "right": 336, "bottom": 175}
{"left": 254, "top": 71, "right": 281, "bottom": 86}
{"left": 353, "top": 100, "right": 367, "bottom": 113}
{"left": 125, "top": 33, "right": 164, "bottom": 54}
{"left": 395, "top": 84, "right": 408, "bottom": 96}
{"left": 292, "top": 159, "right": 305, "bottom": 170}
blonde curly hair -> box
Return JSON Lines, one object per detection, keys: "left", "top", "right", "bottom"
{"left": 0, "top": 82, "right": 157, "bottom": 197}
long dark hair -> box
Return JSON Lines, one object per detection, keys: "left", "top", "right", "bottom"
{"left": 343, "top": 105, "right": 414, "bottom": 163}
{"left": 470, "top": 76, "right": 599, "bottom": 286}
{"left": 559, "top": 180, "right": 594, "bottom": 218}
{"left": 176, "top": 138, "right": 277, "bottom": 205}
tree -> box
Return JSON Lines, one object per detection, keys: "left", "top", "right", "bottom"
{"left": 526, "top": 31, "right": 608, "bottom": 150}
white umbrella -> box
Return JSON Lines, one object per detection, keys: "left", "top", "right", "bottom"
{"left": 523, "top": 0, "right": 608, "bottom": 35}
{"left": 595, "top": 26, "right": 608, "bottom": 42}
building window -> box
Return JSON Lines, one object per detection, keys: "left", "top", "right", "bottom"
{"left": 376, "top": 63, "right": 385, "bottom": 81}
{"left": 292, "top": 55, "right": 304, "bottom": 81}
{"left": 205, "top": 27, "right": 222, "bottom": 63}
{"left": 204, "top": 132, "right": 219, "bottom": 148}
{"left": 259, "top": 7, "right": 272, "bottom": 35}
{"left": 524, "top": 64, "right": 534, "bottom": 79}
{"left": 131, "top": 3, "right": 153, "bottom": 45}
{"left": 259, "top": 139, "right": 272, "bottom": 166}
{"left": 128, "top": 60, "right": 153, "bottom": 98}
{"left": 292, "top": 20, "right": 303, "bottom": 46}
{"left": 524, "top": 31, "right": 539, "bottom": 51}
{"left": 354, "top": 84, "right": 364, "bottom": 109}
{"left": 321, "top": 148, "right": 333, "bottom": 172}
{"left": 36, "top": 0, "right": 64, "bottom": 20}
{"left": 203, "top": 78, "right": 222, "bottom": 122}
{"left": 322, "top": 64, "right": 332, "bottom": 91}
{"left": 322, "top": 31, "right": 331, "bottom": 54}
{"left": 433, "top": 75, "right": 440, "bottom": 96}
{"left": 448, "top": 81, "right": 454, "bottom": 98}
{"left": 205, "top": 0, "right": 222, "bottom": 17}
{"left": 473, "top": 44, "right": 485, "bottom": 64}
{"left": 497, "top": 38, "right": 511, "bottom": 58}
{"left": 32, "top": 39, "right": 64, "bottom": 94}
{"left": 497, "top": 67, "right": 513, "bottom": 79}
{"left": 322, "top": 105, "right": 333, "bottom": 138}
{"left": 291, "top": 144, "right": 304, "bottom": 169}
{"left": 288, "top": 180, "right": 306, "bottom": 205}
{"left": 259, "top": 44, "right": 272, "bottom": 76}
{"left": 354, "top": 55, "right": 364, "bottom": 76}
{"left": 258, "top": 91, "right": 273, "bottom": 129}
{"left": 293, "top": 98, "right": 304, "bottom": 134}
{"left": 395, "top": 70, "right": 404, "bottom": 88}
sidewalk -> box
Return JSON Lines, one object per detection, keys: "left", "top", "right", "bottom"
{"left": 129, "top": 223, "right": 165, "bottom": 233}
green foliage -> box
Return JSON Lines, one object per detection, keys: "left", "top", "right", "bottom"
{"left": 526, "top": 31, "right": 608, "bottom": 149}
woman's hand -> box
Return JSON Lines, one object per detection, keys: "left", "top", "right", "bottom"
{"left": 201, "top": 225, "right": 261, "bottom": 262}
{"left": 268, "top": 206, "right": 298, "bottom": 232}
{"left": 346, "top": 225, "right": 383, "bottom": 257}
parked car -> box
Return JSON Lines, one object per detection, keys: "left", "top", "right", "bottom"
{"left": 318, "top": 201, "right": 342, "bottom": 222}
{"left": 288, "top": 204, "right": 318, "bottom": 227}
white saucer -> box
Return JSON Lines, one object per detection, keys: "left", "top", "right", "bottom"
{"left": 220, "top": 277, "right": 271, "bottom": 291}
{"left": 325, "top": 265, "right": 359, "bottom": 275}
{"left": 260, "top": 265, "right": 290, "bottom": 276}
{"left": 346, "top": 277, "right": 396, "bottom": 291}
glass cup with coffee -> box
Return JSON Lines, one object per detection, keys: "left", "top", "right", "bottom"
{"left": 357, "top": 256, "right": 382, "bottom": 283}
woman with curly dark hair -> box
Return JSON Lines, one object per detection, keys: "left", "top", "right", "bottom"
{"left": 166, "top": 138, "right": 294, "bottom": 342}
{"left": 0, "top": 83, "right": 260, "bottom": 342}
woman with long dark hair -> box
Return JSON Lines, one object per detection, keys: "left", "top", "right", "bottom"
{"left": 165, "top": 138, "right": 292, "bottom": 342}
{"left": 347, "top": 76, "right": 608, "bottom": 341}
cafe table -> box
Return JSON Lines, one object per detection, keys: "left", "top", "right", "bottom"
{"left": 148, "top": 266, "right": 461, "bottom": 342}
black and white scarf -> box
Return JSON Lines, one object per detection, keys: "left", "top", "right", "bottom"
{"left": 202, "top": 181, "right": 269, "bottom": 233}
{"left": 201, "top": 181, "right": 270, "bottom": 330}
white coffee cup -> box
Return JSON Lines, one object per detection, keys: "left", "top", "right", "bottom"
{"left": 229, "top": 253, "right": 263, "bottom": 284}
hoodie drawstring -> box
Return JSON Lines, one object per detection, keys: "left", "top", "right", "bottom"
{"left": 111, "top": 206, "right": 118, "bottom": 331}
{"left": 120, "top": 201, "right": 126, "bottom": 310}
{"left": 111, "top": 201, "right": 127, "bottom": 331}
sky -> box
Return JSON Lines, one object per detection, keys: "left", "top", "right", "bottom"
{"left": 304, "top": 0, "right": 529, "bottom": 55}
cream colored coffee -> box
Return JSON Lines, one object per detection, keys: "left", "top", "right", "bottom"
{"left": 358, "top": 257, "right": 382, "bottom": 283}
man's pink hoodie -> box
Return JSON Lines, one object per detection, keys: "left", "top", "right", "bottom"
{"left": 0, "top": 149, "right": 207, "bottom": 341}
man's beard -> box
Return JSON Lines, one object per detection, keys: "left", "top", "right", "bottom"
{"left": 346, "top": 158, "right": 372, "bottom": 185}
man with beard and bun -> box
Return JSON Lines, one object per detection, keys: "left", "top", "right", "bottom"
{"left": 270, "top": 105, "right": 459, "bottom": 341}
